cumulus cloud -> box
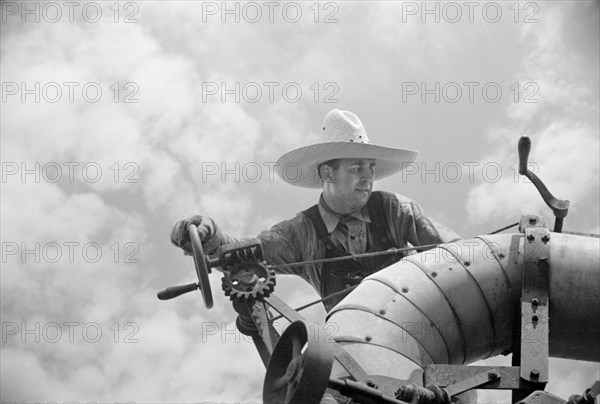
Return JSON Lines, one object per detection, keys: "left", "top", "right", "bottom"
{"left": 466, "top": 2, "right": 599, "bottom": 233}
{"left": 1, "top": 2, "right": 598, "bottom": 403}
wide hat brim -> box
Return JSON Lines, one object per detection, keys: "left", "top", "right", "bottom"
{"left": 276, "top": 142, "right": 418, "bottom": 188}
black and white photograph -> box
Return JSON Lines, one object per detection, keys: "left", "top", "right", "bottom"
{"left": 1, "top": 1, "right": 599, "bottom": 403}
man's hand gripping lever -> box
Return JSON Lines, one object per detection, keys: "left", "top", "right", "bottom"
{"left": 158, "top": 224, "right": 221, "bottom": 309}
{"left": 170, "top": 214, "right": 212, "bottom": 255}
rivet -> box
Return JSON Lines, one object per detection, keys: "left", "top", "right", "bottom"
{"left": 532, "top": 314, "right": 539, "bottom": 322}
{"left": 401, "top": 287, "right": 409, "bottom": 293}
{"left": 379, "top": 309, "right": 386, "bottom": 315}
{"left": 431, "top": 271, "right": 438, "bottom": 277}
{"left": 488, "top": 370, "right": 500, "bottom": 380}
{"left": 464, "top": 261, "right": 470, "bottom": 267}
{"left": 366, "top": 380, "right": 378, "bottom": 389}
{"left": 529, "top": 218, "right": 537, "bottom": 225}
{"left": 365, "top": 335, "right": 372, "bottom": 342}
{"left": 530, "top": 368, "right": 540, "bottom": 377}
{"left": 531, "top": 298, "right": 539, "bottom": 306}
{"left": 498, "top": 253, "right": 505, "bottom": 259}
{"left": 527, "top": 234, "right": 535, "bottom": 241}
{"left": 541, "top": 235, "right": 550, "bottom": 243}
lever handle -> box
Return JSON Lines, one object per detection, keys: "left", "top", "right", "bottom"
{"left": 518, "top": 136, "right": 531, "bottom": 175}
{"left": 516, "top": 135, "right": 570, "bottom": 232}
{"left": 157, "top": 282, "right": 199, "bottom": 300}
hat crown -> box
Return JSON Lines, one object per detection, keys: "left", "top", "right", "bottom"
{"left": 321, "top": 109, "right": 370, "bottom": 145}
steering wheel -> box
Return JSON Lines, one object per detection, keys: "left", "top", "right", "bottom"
{"left": 188, "top": 224, "right": 214, "bottom": 309}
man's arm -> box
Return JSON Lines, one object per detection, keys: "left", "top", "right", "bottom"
{"left": 170, "top": 214, "right": 316, "bottom": 276}
{"left": 384, "top": 192, "right": 461, "bottom": 251}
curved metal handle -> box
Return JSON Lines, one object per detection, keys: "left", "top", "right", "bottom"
{"left": 518, "top": 136, "right": 531, "bottom": 175}
{"left": 518, "top": 136, "right": 570, "bottom": 232}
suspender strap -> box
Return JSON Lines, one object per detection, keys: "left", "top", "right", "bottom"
{"left": 302, "top": 204, "right": 329, "bottom": 238}
{"left": 366, "top": 191, "right": 387, "bottom": 232}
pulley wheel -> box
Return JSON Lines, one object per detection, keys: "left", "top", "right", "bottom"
{"left": 263, "top": 321, "right": 334, "bottom": 404}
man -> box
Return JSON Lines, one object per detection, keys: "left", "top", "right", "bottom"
{"left": 171, "top": 109, "right": 460, "bottom": 311}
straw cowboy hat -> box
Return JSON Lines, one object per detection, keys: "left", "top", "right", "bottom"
{"left": 276, "top": 109, "right": 418, "bottom": 188}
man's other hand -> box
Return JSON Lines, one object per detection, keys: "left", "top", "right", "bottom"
{"left": 170, "top": 215, "right": 212, "bottom": 254}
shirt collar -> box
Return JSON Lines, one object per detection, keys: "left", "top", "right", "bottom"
{"left": 317, "top": 194, "right": 371, "bottom": 233}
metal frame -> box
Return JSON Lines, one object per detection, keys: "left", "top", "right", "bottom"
{"left": 232, "top": 215, "right": 556, "bottom": 403}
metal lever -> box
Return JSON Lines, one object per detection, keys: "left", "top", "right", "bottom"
{"left": 518, "top": 136, "right": 570, "bottom": 232}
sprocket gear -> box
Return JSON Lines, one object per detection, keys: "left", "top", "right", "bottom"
{"left": 221, "top": 260, "right": 276, "bottom": 304}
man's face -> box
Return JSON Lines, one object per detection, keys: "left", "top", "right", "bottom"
{"left": 323, "top": 158, "right": 376, "bottom": 214}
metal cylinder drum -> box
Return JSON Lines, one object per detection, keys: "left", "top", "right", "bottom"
{"left": 326, "top": 233, "right": 600, "bottom": 381}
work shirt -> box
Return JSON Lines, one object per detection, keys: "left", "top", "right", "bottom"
{"left": 318, "top": 194, "right": 371, "bottom": 255}
{"left": 201, "top": 191, "right": 460, "bottom": 298}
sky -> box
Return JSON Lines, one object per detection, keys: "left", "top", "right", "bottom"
{"left": 1, "top": 1, "right": 599, "bottom": 403}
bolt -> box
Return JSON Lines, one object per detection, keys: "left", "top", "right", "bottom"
{"left": 527, "top": 234, "right": 535, "bottom": 241}
{"left": 541, "top": 235, "right": 550, "bottom": 243}
{"left": 531, "top": 298, "right": 539, "bottom": 306}
{"left": 531, "top": 369, "right": 540, "bottom": 378}
{"left": 532, "top": 314, "right": 539, "bottom": 322}
{"left": 366, "top": 380, "right": 378, "bottom": 389}
{"left": 488, "top": 370, "right": 500, "bottom": 380}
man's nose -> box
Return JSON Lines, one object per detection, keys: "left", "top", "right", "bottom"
{"left": 361, "top": 168, "right": 374, "bottom": 181}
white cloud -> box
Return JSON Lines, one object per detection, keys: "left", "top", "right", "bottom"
{"left": 1, "top": 2, "right": 597, "bottom": 403}
{"left": 466, "top": 2, "right": 599, "bottom": 233}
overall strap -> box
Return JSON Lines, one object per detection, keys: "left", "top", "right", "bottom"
{"left": 366, "top": 191, "right": 393, "bottom": 246}
{"left": 302, "top": 204, "right": 329, "bottom": 238}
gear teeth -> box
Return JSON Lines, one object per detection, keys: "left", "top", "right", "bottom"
{"left": 220, "top": 260, "right": 276, "bottom": 305}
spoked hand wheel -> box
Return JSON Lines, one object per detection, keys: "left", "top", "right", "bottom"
{"left": 263, "top": 321, "right": 334, "bottom": 404}
{"left": 188, "top": 224, "right": 214, "bottom": 309}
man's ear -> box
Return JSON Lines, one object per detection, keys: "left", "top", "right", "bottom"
{"left": 320, "top": 164, "right": 336, "bottom": 182}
